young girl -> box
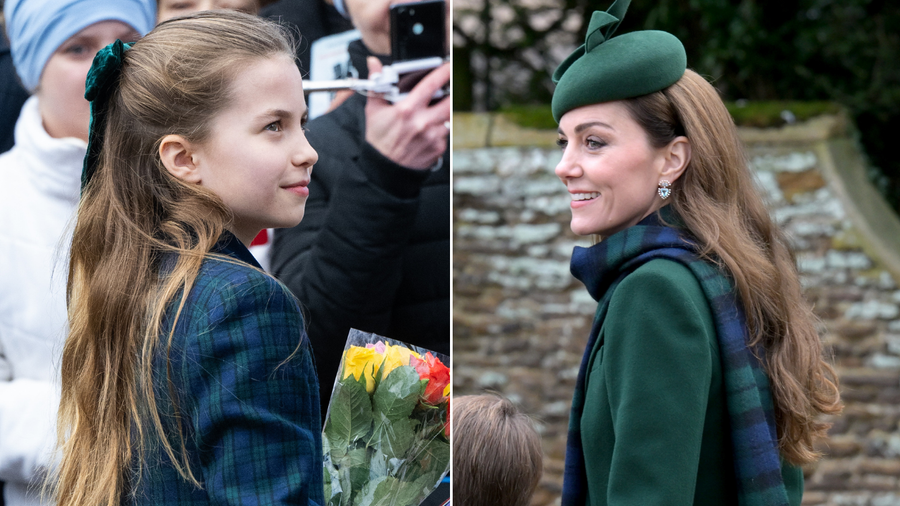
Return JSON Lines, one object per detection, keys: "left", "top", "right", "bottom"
{"left": 55, "top": 11, "right": 322, "bottom": 506}
{"left": 552, "top": 2, "right": 841, "bottom": 505}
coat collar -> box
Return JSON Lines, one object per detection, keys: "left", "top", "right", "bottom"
{"left": 212, "top": 230, "right": 262, "bottom": 269}
{"left": 13, "top": 96, "right": 87, "bottom": 204}
{"left": 570, "top": 206, "right": 688, "bottom": 302}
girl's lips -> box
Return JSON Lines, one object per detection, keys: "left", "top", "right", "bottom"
{"left": 284, "top": 181, "right": 309, "bottom": 197}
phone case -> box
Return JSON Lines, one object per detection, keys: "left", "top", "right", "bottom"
{"left": 390, "top": 0, "right": 446, "bottom": 63}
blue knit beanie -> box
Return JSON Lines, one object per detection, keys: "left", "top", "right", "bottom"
{"left": 3, "top": 0, "right": 156, "bottom": 91}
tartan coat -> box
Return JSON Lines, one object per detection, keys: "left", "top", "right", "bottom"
{"left": 125, "top": 233, "right": 324, "bottom": 505}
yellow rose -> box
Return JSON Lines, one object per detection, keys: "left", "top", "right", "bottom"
{"left": 380, "top": 344, "right": 422, "bottom": 378}
{"left": 342, "top": 346, "right": 381, "bottom": 393}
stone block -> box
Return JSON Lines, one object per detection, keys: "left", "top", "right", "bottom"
{"left": 452, "top": 113, "right": 491, "bottom": 149}
{"left": 778, "top": 169, "right": 828, "bottom": 202}
{"left": 859, "top": 458, "right": 900, "bottom": 477}
{"left": 822, "top": 436, "right": 863, "bottom": 458}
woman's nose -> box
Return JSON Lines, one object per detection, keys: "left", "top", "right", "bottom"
{"left": 554, "top": 149, "right": 581, "bottom": 180}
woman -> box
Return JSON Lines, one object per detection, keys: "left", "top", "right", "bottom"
{"left": 55, "top": 11, "right": 321, "bottom": 506}
{"left": 553, "top": 2, "right": 841, "bottom": 505}
{"left": 155, "top": 0, "right": 278, "bottom": 23}
{"left": 0, "top": 1, "right": 154, "bottom": 505}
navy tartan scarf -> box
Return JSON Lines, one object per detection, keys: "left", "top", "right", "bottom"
{"left": 561, "top": 210, "right": 789, "bottom": 506}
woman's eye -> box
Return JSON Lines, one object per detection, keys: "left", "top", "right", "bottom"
{"left": 586, "top": 138, "right": 605, "bottom": 149}
{"left": 556, "top": 138, "right": 567, "bottom": 150}
{"left": 265, "top": 121, "right": 282, "bottom": 132}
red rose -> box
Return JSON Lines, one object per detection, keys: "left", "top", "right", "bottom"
{"left": 410, "top": 352, "right": 450, "bottom": 405}
{"left": 445, "top": 398, "right": 450, "bottom": 438}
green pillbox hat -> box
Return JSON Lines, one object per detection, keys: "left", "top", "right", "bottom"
{"left": 551, "top": 0, "right": 687, "bottom": 122}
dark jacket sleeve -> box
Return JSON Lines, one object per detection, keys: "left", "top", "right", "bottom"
{"left": 182, "top": 266, "right": 323, "bottom": 505}
{"left": 271, "top": 96, "right": 447, "bottom": 412}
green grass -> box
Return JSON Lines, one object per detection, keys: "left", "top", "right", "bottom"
{"left": 726, "top": 101, "right": 842, "bottom": 128}
{"left": 495, "top": 101, "right": 843, "bottom": 130}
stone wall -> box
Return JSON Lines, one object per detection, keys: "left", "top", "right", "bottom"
{"left": 452, "top": 112, "right": 900, "bottom": 505}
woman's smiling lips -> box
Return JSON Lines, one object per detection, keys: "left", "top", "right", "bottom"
{"left": 570, "top": 191, "right": 600, "bottom": 208}
{"left": 283, "top": 180, "right": 310, "bottom": 197}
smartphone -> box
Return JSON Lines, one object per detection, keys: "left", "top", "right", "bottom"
{"left": 390, "top": 0, "right": 447, "bottom": 64}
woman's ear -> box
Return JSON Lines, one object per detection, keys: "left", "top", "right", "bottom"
{"left": 159, "top": 134, "right": 202, "bottom": 184}
{"left": 660, "top": 136, "right": 691, "bottom": 183}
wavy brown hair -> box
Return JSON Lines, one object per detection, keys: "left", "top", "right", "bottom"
{"left": 620, "top": 69, "right": 841, "bottom": 465}
{"left": 55, "top": 11, "right": 297, "bottom": 506}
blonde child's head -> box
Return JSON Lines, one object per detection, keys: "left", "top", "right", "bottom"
{"left": 452, "top": 394, "right": 543, "bottom": 506}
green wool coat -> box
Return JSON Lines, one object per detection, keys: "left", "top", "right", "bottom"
{"left": 579, "top": 259, "right": 803, "bottom": 506}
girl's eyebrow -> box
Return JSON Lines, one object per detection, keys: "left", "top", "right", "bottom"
{"left": 259, "top": 107, "right": 310, "bottom": 122}
{"left": 260, "top": 109, "right": 293, "bottom": 120}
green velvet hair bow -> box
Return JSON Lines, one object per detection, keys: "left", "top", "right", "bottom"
{"left": 82, "top": 39, "right": 131, "bottom": 193}
{"left": 550, "top": 0, "right": 686, "bottom": 122}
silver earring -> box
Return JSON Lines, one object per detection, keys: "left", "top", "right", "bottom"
{"left": 658, "top": 180, "right": 672, "bottom": 200}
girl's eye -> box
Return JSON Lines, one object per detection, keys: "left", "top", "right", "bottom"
{"left": 556, "top": 138, "right": 567, "bottom": 150}
{"left": 265, "top": 121, "right": 282, "bottom": 132}
{"left": 63, "top": 45, "right": 87, "bottom": 56}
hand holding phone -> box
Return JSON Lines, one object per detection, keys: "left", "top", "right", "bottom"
{"left": 363, "top": 56, "right": 450, "bottom": 171}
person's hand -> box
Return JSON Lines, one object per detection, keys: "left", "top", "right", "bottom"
{"left": 364, "top": 57, "right": 450, "bottom": 170}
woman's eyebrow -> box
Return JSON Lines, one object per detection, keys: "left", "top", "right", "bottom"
{"left": 558, "top": 121, "right": 616, "bottom": 136}
{"left": 574, "top": 121, "right": 614, "bottom": 134}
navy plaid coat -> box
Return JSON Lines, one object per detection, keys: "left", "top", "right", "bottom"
{"left": 125, "top": 233, "right": 324, "bottom": 505}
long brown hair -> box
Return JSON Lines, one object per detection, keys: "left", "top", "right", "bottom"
{"left": 452, "top": 394, "right": 543, "bottom": 506}
{"left": 621, "top": 69, "right": 841, "bottom": 465}
{"left": 56, "top": 11, "right": 297, "bottom": 506}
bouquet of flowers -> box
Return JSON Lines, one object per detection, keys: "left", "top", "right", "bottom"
{"left": 323, "top": 329, "right": 450, "bottom": 506}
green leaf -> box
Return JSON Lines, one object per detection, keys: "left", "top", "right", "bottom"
{"left": 324, "top": 375, "right": 374, "bottom": 459}
{"left": 324, "top": 458, "right": 343, "bottom": 506}
{"left": 418, "top": 437, "right": 450, "bottom": 477}
{"left": 352, "top": 476, "right": 388, "bottom": 506}
{"left": 358, "top": 475, "right": 433, "bottom": 506}
{"left": 370, "top": 413, "right": 416, "bottom": 461}
{"left": 324, "top": 467, "right": 332, "bottom": 505}
{"left": 372, "top": 366, "right": 422, "bottom": 422}
{"left": 337, "top": 447, "right": 370, "bottom": 504}
{"left": 414, "top": 437, "right": 451, "bottom": 492}
{"left": 368, "top": 448, "right": 390, "bottom": 481}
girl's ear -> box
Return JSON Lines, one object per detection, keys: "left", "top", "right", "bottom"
{"left": 659, "top": 136, "right": 691, "bottom": 183}
{"left": 159, "top": 135, "right": 202, "bottom": 184}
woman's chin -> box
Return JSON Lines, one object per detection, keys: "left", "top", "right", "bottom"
{"left": 570, "top": 220, "right": 602, "bottom": 237}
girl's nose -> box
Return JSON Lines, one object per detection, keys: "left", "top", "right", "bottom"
{"left": 293, "top": 138, "right": 318, "bottom": 170}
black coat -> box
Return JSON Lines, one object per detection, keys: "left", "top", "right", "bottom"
{"left": 260, "top": 0, "right": 353, "bottom": 77}
{"left": 271, "top": 64, "right": 450, "bottom": 415}
{"left": 0, "top": 26, "right": 29, "bottom": 154}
